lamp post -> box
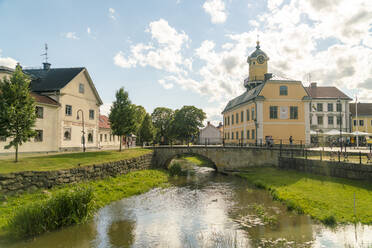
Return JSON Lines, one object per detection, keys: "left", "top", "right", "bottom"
{"left": 337, "top": 98, "right": 342, "bottom": 151}
{"left": 77, "top": 109, "right": 86, "bottom": 152}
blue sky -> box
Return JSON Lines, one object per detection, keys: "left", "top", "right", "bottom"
{"left": 0, "top": 0, "right": 371, "bottom": 124}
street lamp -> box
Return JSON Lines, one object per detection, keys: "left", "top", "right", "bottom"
{"left": 77, "top": 109, "right": 86, "bottom": 152}
{"left": 337, "top": 98, "right": 342, "bottom": 151}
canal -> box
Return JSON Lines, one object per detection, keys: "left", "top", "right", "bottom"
{"left": 4, "top": 164, "right": 372, "bottom": 247}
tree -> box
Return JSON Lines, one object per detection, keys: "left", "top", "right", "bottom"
{"left": 133, "top": 105, "right": 147, "bottom": 142}
{"left": 151, "top": 107, "right": 174, "bottom": 144}
{"left": 172, "top": 106, "right": 206, "bottom": 143}
{"left": 109, "top": 88, "right": 136, "bottom": 151}
{"left": 0, "top": 65, "right": 37, "bottom": 162}
{"left": 138, "top": 113, "right": 154, "bottom": 145}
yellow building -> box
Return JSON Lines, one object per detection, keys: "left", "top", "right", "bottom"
{"left": 350, "top": 103, "right": 372, "bottom": 134}
{"left": 222, "top": 41, "right": 310, "bottom": 145}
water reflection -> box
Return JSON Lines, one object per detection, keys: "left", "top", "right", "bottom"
{"left": 3, "top": 166, "right": 372, "bottom": 248}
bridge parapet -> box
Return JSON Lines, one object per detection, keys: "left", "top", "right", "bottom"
{"left": 150, "top": 146, "right": 280, "bottom": 172}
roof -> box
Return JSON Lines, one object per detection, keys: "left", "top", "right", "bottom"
{"left": 305, "top": 86, "right": 352, "bottom": 100}
{"left": 0, "top": 66, "right": 14, "bottom": 74}
{"left": 350, "top": 103, "right": 372, "bottom": 116}
{"left": 99, "top": 115, "right": 111, "bottom": 129}
{"left": 31, "top": 92, "right": 59, "bottom": 106}
{"left": 24, "top": 67, "right": 85, "bottom": 92}
{"left": 222, "top": 83, "right": 265, "bottom": 113}
{"left": 247, "top": 42, "right": 268, "bottom": 61}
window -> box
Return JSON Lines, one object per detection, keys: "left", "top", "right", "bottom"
{"left": 100, "top": 134, "right": 103, "bottom": 142}
{"left": 110, "top": 134, "right": 112, "bottom": 141}
{"left": 359, "top": 120, "right": 364, "bottom": 126}
{"left": 371, "top": 120, "right": 372, "bottom": 126}
{"left": 252, "top": 129, "right": 255, "bottom": 140}
{"left": 328, "top": 116, "right": 334, "bottom": 125}
{"left": 89, "top": 109, "right": 95, "bottom": 120}
{"left": 79, "top": 83, "right": 84, "bottom": 93}
{"left": 227, "top": 116, "right": 230, "bottom": 125}
{"left": 327, "top": 103, "right": 333, "bottom": 112}
{"left": 252, "top": 108, "right": 255, "bottom": 120}
{"left": 88, "top": 131, "right": 93, "bottom": 143}
{"left": 241, "top": 111, "right": 243, "bottom": 122}
{"left": 65, "top": 105, "right": 72, "bottom": 116}
{"left": 231, "top": 114, "right": 234, "bottom": 125}
{"left": 64, "top": 128, "right": 71, "bottom": 140}
{"left": 279, "top": 86, "right": 288, "bottom": 96}
{"left": 317, "top": 103, "right": 323, "bottom": 112}
{"left": 317, "top": 116, "right": 323, "bottom": 125}
{"left": 104, "top": 134, "right": 107, "bottom": 141}
{"left": 0, "top": 136, "right": 6, "bottom": 142}
{"left": 337, "top": 117, "right": 343, "bottom": 125}
{"left": 231, "top": 132, "right": 234, "bottom": 140}
{"left": 246, "top": 109, "right": 250, "bottom": 121}
{"left": 35, "top": 130, "right": 43, "bottom": 142}
{"left": 247, "top": 130, "right": 250, "bottom": 139}
{"left": 241, "top": 131, "right": 244, "bottom": 140}
{"left": 236, "top": 131, "right": 239, "bottom": 140}
{"left": 290, "top": 106, "right": 298, "bottom": 119}
{"left": 336, "top": 103, "right": 342, "bottom": 112}
{"left": 236, "top": 113, "right": 239, "bottom": 124}
{"left": 270, "top": 106, "right": 278, "bottom": 119}
{"left": 36, "top": 106, "right": 44, "bottom": 119}
{"left": 224, "top": 117, "right": 227, "bottom": 126}
{"left": 227, "top": 132, "right": 230, "bottom": 139}
{"left": 353, "top": 120, "right": 357, "bottom": 126}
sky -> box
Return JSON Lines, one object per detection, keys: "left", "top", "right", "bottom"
{"left": 0, "top": 0, "right": 371, "bottom": 124}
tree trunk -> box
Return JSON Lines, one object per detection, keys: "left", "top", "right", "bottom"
{"left": 119, "top": 135, "right": 122, "bottom": 151}
{"left": 15, "top": 144, "right": 18, "bottom": 162}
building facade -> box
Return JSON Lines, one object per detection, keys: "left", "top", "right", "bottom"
{"left": 305, "top": 83, "right": 351, "bottom": 138}
{"left": 98, "top": 115, "right": 121, "bottom": 149}
{"left": 350, "top": 103, "right": 372, "bottom": 134}
{"left": 222, "top": 41, "right": 310, "bottom": 145}
{"left": 0, "top": 63, "right": 112, "bottom": 153}
{"left": 199, "top": 121, "right": 222, "bottom": 144}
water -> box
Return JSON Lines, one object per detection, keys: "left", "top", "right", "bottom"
{"left": 3, "top": 167, "right": 372, "bottom": 248}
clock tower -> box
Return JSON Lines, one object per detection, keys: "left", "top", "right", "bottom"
{"left": 247, "top": 41, "right": 269, "bottom": 82}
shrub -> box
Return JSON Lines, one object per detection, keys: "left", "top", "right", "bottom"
{"left": 7, "top": 186, "right": 94, "bottom": 238}
{"left": 169, "top": 162, "right": 186, "bottom": 176}
{"left": 322, "top": 214, "right": 336, "bottom": 226}
{"left": 253, "top": 180, "right": 266, "bottom": 189}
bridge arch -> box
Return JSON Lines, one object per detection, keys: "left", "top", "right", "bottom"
{"left": 164, "top": 152, "right": 218, "bottom": 171}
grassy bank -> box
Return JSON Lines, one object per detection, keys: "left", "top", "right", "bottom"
{"left": 0, "top": 149, "right": 152, "bottom": 174}
{"left": 181, "top": 155, "right": 213, "bottom": 167}
{"left": 237, "top": 168, "right": 372, "bottom": 225}
{"left": 0, "top": 169, "right": 169, "bottom": 238}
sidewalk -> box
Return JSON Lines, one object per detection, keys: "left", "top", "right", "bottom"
{"left": 308, "top": 146, "right": 371, "bottom": 153}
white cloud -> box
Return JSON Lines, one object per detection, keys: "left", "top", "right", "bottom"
{"left": 203, "top": 0, "right": 227, "bottom": 24}
{"left": 0, "top": 49, "right": 17, "bottom": 68}
{"left": 63, "top": 32, "right": 79, "bottom": 40}
{"left": 108, "top": 8, "right": 117, "bottom": 20}
{"left": 158, "top": 79, "right": 174, "bottom": 89}
{"left": 100, "top": 103, "right": 112, "bottom": 116}
{"left": 87, "top": 27, "right": 91, "bottom": 34}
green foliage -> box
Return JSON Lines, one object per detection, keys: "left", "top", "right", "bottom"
{"left": 133, "top": 105, "right": 147, "bottom": 140}
{"left": 169, "top": 162, "right": 186, "bottom": 176}
{"left": 0, "top": 149, "right": 152, "bottom": 174}
{"left": 109, "top": 88, "right": 136, "bottom": 150}
{"left": 139, "top": 113, "right": 154, "bottom": 144}
{"left": 7, "top": 186, "right": 94, "bottom": 238}
{"left": 321, "top": 214, "right": 337, "bottom": 226}
{"left": 0, "top": 65, "right": 37, "bottom": 161}
{"left": 238, "top": 168, "right": 372, "bottom": 224}
{"left": 181, "top": 155, "right": 213, "bottom": 167}
{"left": 172, "top": 105, "right": 206, "bottom": 142}
{"left": 151, "top": 107, "right": 174, "bottom": 144}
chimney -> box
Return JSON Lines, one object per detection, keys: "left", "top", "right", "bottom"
{"left": 311, "top": 82, "right": 317, "bottom": 88}
{"left": 264, "top": 73, "right": 272, "bottom": 81}
{"left": 43, "top": 62, "right": 51, "bottom": 70}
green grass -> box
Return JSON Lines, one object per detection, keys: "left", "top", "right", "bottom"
{"left": 0, "top": 149, "right": 152, "bottom": 174}
{"left": 181, "top": 155, "right": 213, "bottom": 167}
{"left": 0, "top": 169, "right": 169, "bottom": 238}
{"left": 238, "top": 167, "right": 372, "bottom": 225}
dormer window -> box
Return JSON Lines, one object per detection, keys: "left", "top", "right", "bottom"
{"left": 79, "top": 83, "right": 84, "bottom": 94}
{"left": 279, "top": 86, "right": 288, "bottom": 96}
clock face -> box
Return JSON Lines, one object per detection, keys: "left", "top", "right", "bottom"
{"left": 257, "top": 55, "right": 265, "bottom": 64}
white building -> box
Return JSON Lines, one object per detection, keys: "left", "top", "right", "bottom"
{"left": 199, "top": 121, "right": 222, "bottom": 145}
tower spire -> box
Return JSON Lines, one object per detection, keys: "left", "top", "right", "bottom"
{"left": 256, "top": 34, "right": 260, "bottom": 49}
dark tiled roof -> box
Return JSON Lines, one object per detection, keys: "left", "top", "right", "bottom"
{"left": 99, "top": 115, "right": 111, "bottom": 129}
{"left": 305, "top": 86, "right": 351, "bottom": 100}
{"left": 31, "top": 93, "right": 59, "bottom": 106}
{"left": 350, "top": 103, "right": 372, "bottom": 116}
{"left": 24, "top": 67, "right": 84, "bottom": 92}
{"left": 222, "top": 83, "right": 265, "bottom": 113}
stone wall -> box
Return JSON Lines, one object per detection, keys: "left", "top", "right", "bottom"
{"left": 0, "top": 153, "right": 153, "bottom": 195}
{"left": 279, "top": 157, "right": 372, "bottom": 181}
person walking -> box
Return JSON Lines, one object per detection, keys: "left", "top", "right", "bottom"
{"left": 289, "top": 136, "right": 293, "bottom": 146}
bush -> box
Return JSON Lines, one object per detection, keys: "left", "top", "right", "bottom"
{"left": 253, "top": 180, "right": 266, "bottom": 189}
{"left": 169, "top": 162, "right": 187, "bottom": 176}
{"left": 322, "top": 214, "right": 337, "bottom": 226}
{"left": 7, "top": 186, "right": 94, "bottom": 238}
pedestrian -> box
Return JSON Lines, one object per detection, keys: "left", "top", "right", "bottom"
{"left": 289, "top": 136, "right": 293, "bottom": 145}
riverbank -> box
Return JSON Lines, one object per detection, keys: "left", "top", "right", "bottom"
{"left": 0, "top": 169, "right": 169, "bottom": 240}
{"left": 237, "top": 167, "right": 372, "bottom": 225}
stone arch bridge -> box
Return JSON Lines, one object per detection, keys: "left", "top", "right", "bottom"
{"left": 151, "top": 146, "right": 280, "bottom": 172}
